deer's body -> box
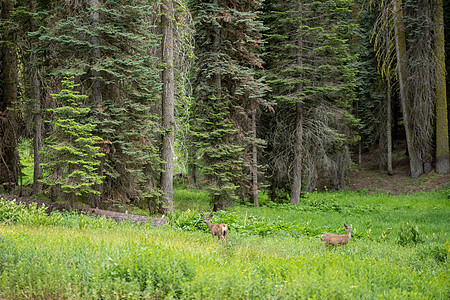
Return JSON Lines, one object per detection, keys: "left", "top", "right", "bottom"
{"left": 201, "top": 211, "right": 228, "bottom": 242}
{"left": 321, "top": 224, "right": 352, "bottom": 248}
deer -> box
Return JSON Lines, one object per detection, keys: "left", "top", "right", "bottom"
{"left": 200, "top": 210, "right": 228, "bottom": 242}
{"left": 321, "top": 224, "right": 352, "bottom": 248}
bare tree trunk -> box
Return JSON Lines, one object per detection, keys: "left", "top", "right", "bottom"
{"left": 290, "top": 1, "right": 303, "bottom": 205}
{"left": 434, "top": 0, "right": 450, "bottom": 174}
{"left": 188, "top": 144, "right": 198, "bottom": 187}
{"left": 352, "top": 0, "right": 362, "bottom": 171}
{"left": 29, "top": 0, "right": 43, "bottom": 195}
{"left": 0, "top": 0, "right": 19, "bottom": 191}
{"left": 386, "top": 28, "right": 393, "bottom": 175}
{"left": 386, "top": 74, "right": 394, "bottom": 175}
{"left": 393, "top": 0, "right": 423, "bottom": 178}
{"left": 251, "top": 109, "right": 259, "bottom": 207}
{"left": 160, "top": 0, "right": 175, "bottom": 213}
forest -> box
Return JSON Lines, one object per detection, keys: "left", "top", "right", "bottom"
{"left": 0, "top": 0, "right": 450, "bottom": 213}
{"left": 0, "top": 1, "right": 449, "bottom": 298}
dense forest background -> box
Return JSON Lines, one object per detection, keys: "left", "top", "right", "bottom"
{"left": 0, "top": 0, "right": 449, "bottom": 214}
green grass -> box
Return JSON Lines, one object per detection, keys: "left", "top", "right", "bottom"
{"left": 0, "top": 189, "right": 449, "bottom": 299}
{"left": 173, "top": 186, "right": 209, "bottom": 211}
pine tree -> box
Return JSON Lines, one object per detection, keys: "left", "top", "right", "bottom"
{"left": 356, "top": 1, "right": 393, "bottom": 174}
{"left": 262, "top": 0, "right": 357, "bottom": 200}
{"left": 0, "top": 0, "right": 20, "bottom": 191}
{"left": 31, "top": 0, "right": 162, "bottom": 206}
{"left": 41, "top": 76, "right": 104, "bottom": 203}
{"left": 370, "top": 0, "right": 436, "bottom": 177}
{"left": 190, "top": 0, "right": 267, "bottom": 209}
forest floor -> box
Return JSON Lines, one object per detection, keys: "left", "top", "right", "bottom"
{"left": 348, "top": 148, "right": 450, "bottom": 194}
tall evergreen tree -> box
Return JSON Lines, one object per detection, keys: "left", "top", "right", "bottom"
{"left": 0, "top": 1, "right": 20, "bottom": 191}
{"left": 370, "top": 0, "right": 438, "bottom": 177}
{"left": 190, "top": 0, "right": 266, "bottom": 210}
{"left": 41, "top": 76, "right": 104, "bottom": 204}
{"left": 365, "top": 1, "right": 398, "bottom": 174}
{"left": 31, "top": 0, "right": 161, "bottom": 207}
{"left": 263, "top": 0, "right": 357, "bottom": 201}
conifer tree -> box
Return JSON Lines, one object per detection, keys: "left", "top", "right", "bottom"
{"left": 190, "top": 0, "right": 266, "bottom": 209}
{"left": 31, "top": 0, "right": 161, "bottom": 206}
{"left": 0, "top": 0, "right": 20, "bottom": 190}
{"left": 370, "top": 0, "right": 438, "bottom": 177}
{"left": 263, "top": 0, "right": 357, "bottom": 201}
{"left": 41, "top": 76, "right": 104, "bottom": 203}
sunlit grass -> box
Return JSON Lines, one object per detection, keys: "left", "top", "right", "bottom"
{"left": 173, "top": 186, "right": 209, "bottom": 211}
{"left": 0, "top": 189, "right": 448, "bottom": 299}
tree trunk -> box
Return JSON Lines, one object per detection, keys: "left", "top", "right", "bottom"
{"left": 290, "top": 1, "right": 303, "bottom": 205}
{"left": 90, "top": 0, "right": 104, "bottom": 207}
{"left": 0, "top": 0, "right": 19, "bottom": 190}
{"left": 393, "top": 0, "right": 423, "bottom": 178}
{"left": 160, "top": 0, "right": 175, "bottom": 213}
{"left": 434, "top": 0, "right": 450, "bottom": 174}
{"left": 386, "top": 29, "right": 393, "bottom": 175}
{"left": 386, "top": 74, "right": 394, "bottom": 175}
{"left": 251, "top": 109, "right": 259, "bottom": 207}
{"left": 30, "top": 0, "right": 43, "bottom": 195}
{"left": 212, "top": 0, "right": 224, "bottom": 210}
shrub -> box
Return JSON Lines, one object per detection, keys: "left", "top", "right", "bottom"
{"left": 0, "top": 198, "right": 62, "bottom": 226}
{"left": 417, "top": 242, "right": 449, "bottom": 263}
{"left": 398, "top": 222, "right": 423, "bottom": 246}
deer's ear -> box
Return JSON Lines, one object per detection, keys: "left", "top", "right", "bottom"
{"left": 344, "top": 223, "right": 348, "bottom": 227}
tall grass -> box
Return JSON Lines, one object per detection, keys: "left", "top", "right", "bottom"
{"left": 0, "top": 189, "right": 448, "bottom": 299}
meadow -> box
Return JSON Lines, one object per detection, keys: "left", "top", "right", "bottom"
{"left": 0, "top": 188, "right": 448, "bottom": 299}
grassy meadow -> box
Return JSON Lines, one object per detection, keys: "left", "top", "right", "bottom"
{"left": 0, "top": 188, "right": 449, "bottom": 299}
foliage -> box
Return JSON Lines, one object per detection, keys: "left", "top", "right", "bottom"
{"left": 17, "top": 139, "right": 34, "bottom": 186}
{"left": 398, "top": 222, "right": 423, "bottom": 246}
{"left": 261, "top": 0, "right": 358, "bottom": 194}
{"left": 0, "top": 198, "right": 63, "bottom": 226}
{"left": 0, "top": 189, "right": 449, "bottom": 299}
{"left": 189, "top": 0, "right": 267, "bottom": 209}
{"left": 30, "top": 0, "right": 162, "bottom": 206}
{"left": 40, "top": 76, "right": 104, "bottom": 199}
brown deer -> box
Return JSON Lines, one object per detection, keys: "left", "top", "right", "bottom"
{"left": 200, "top": 210, "right": 228, "bottom": 242}
{"left": 321, "top": 224, "right": 352, "bottom": 248}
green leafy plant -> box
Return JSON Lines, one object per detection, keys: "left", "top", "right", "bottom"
{"left": 398, "top": 222, "right": 423, "bottom": 246}
{"left": 0, "top": 198, "right": 62, "bottom": 226}
{"left": 417, "top": 242, "right": 448, "bottom": 263}
{"left": 18, "top": 139, "right": 34, "bottom": 186}
{"left": 379, "top": 227, "right": 393, "bottom": 241}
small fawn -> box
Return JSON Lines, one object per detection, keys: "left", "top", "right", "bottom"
{"left": 321, "top": 224, "right": 352, "bottom": 248}
{"left": 200, "top": 210, "right": 228, "bottom": 242}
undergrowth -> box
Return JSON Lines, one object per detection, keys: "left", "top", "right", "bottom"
{"left": 0, "top": 190, "right": 448, "bottom": 299}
